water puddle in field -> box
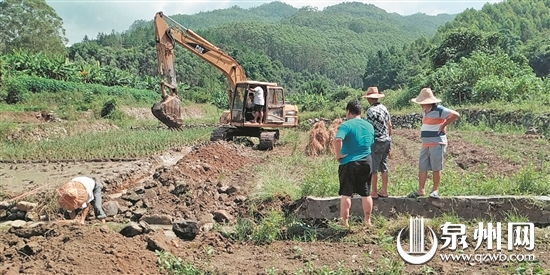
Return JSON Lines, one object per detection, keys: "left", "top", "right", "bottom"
{"left": 0, "top": 148, "right": 190, "bottom": 197}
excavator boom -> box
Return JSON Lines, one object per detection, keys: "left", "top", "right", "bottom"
{"left": 151, "top": 11, "right": 299, "bottom": 149}
{"left": 152, "top": 12, "right": 247, "bottom": 129}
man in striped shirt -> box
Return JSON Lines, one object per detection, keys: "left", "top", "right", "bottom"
{"left": 408, "top": 88, "right": 460, "bottom": 199}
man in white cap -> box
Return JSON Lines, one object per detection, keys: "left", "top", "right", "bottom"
{"left": 408, "top": 88, "right": 460, "bottom": 199}
{"left": 362, "top": 87, "right": 392, "bottom": 199}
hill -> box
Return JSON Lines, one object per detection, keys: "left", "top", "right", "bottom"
{"left": 68, "top": 1, "right": 456, "bottom": 92}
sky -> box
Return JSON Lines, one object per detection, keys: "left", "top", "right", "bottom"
{"left": 46, "top": 0, "right": 504, "bottom": 45}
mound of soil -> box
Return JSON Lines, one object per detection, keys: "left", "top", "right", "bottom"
{"left": 109, "top": 141, "right": 259, "bottom": 224}
{"left": 0, "top": 222, "right": 158, "bottom": 275}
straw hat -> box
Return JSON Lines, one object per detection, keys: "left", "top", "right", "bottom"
{"left": 411, "top": 88, "right": 442, "bottom": 104}
{"left": 57, "top": 181, "right": 88, "bottom": 211}
{"left": 362, "top": 87, "right": 385, "bottom": 99}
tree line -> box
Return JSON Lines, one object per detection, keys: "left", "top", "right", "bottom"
{"left": 1, "top": 0, "right": 549, "bottom": 111}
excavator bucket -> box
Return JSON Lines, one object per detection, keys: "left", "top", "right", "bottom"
{"left": 151, "top": 94, "right": 183, "bottom": 129}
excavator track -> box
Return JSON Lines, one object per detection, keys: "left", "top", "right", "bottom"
{"left": 210, "top": 127, "right": 234, "bottom": 142}
{"left": 258, "top": 131, "right": 279, "bottom": 151}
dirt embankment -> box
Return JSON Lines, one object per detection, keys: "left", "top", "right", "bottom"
{"left": 0, "top": 141, "right": 266, "bottom": 275}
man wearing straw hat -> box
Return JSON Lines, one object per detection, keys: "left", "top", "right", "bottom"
{"left": 57, "top": 176, "right": 107, "bottom": 224}
{"left": 407, "top": 88, "right": 460, "bottom": 199}
{"left": 362, "top": 87, "right": 392, "bottom": 199}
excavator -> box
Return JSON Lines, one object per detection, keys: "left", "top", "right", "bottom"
{"left": 151, "top": 11, "right": 299, "bottom": 150}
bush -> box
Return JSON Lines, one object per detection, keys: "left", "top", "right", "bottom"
{"left": 4, "top": 77, "right": 28, "bottom": 104}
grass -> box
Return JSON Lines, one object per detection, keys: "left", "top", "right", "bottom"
{"left": 255, "top": 127, "right": 550, "bottom": 199}
{"left": 0, "top": 127, "right": 213, "bottom": 161}
{"left": 178, "top": 211, "right": 550, "bottom": 274}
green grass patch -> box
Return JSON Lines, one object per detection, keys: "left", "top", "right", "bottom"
{"left": 0, "top": 127, "right": 212, "bottom": 161}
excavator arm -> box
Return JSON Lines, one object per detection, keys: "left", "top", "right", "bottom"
{"left": 152, "top": 11, "right": 247, "bottom": 128}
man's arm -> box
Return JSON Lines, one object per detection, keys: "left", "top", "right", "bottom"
{"left": 333, "top": 138, "right": 345, "bottom": 162}
{"left": 388, "top": 119, "right": 393, "bottom": 136}
{"left": 440, "top": 110, "right": 460, "bottom": 133}
{"left": 79, "top": 205, "right": 89, "bottom": 224}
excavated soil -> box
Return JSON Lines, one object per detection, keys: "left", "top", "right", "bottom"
{"left": 0, "top": 223, "right": 158, "bottom": 275}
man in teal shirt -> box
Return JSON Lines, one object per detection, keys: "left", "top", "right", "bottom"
{"left": 333, "top": 99, "right": 375, "bottom": 228}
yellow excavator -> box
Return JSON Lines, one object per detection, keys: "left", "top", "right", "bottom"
{"left": 151, "top": 11, "right": 299, "bottom": 150}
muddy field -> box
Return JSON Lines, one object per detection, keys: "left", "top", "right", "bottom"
{"left": 1, "top": 111, "right": 549, "bottom": 274}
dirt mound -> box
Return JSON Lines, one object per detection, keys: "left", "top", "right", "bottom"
{"left": 110, "top": 141, "right": 258, "bottom": 224}
{"left": 0, "top": 222, "right": 158, "bottom": 275}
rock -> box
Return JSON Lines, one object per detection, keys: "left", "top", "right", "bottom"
{"left": 0, "top": 201, "right": 10, "bottom": 210}
{"left": 118, "top": 205, "right": 129, "bottom": 214}
{"left": 122, "top": 192, "right": 142, "bottom": 203}
{"left": 218, "top": 185, "right": 238, "bottom": 194}
{"left": 15, "top": 211, "right": 26, "bottom": 220}
{"left": 119, "top": 222, "right": 143, "bottom": 237}
{"left": 11, "top": 220, "right": 27, "bottom": 228}
{"left": 212, "top": 210, "right": 234, "bottom": 223}
{"left": 139, "top": 221, "right": 153, "bottom": 233}
{"left": 108, "top": 193, "right": 124, "bottom": 199}
{"left": 0, "top": 209, "right": 7, "bottom": 220}
{"left": 234, "top": 196, "right": 247, "bottom": 203}
{"left": 172, "top": 220, "right": 199, "bottom": 241}
{"left": 103, "top": 201, "right": 119, "bottom": 217}
{"left": 9, "top": 223, "right": 49, "bottom": 238}
{"left": 24, "top": 212, "right": 38, "bottom": 222}
{"left": 27, "top": 222, "right": 45, "bottom": 228}
{"left": 146, "top": 232, "right": 170, "bottom": 252}
{"left": 171, "top": 183, "right": 189, "bottom": 196}
{"left": 141, "top": 214, "right": 173, "bottom": 225}
{"left": 16, "top": 201, "right": 38, "bottom": 212}
{"left": 133, "top": 185, "right": 146, "bottom": 194}
{"left": 99, "top": 225, "right": 110, "bottom": 233}
{"left": 144, "top": 180, "right": 158, "bottom": 189}
{"left": 132, "top": 208, "right": 147, "bottom": 218}
{"left": 134, "top": 200, "right": 144, "bottom": 208}
{"left": 19, "top": 242, "right": 42, "bottom": 256}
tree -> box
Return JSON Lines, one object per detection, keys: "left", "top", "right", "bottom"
{"left": 0, "top": 0, "right": 68, "bottom": 55}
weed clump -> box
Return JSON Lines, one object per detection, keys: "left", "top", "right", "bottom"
{"left": 326, "top": 118, "right": 343, "bottom": 154}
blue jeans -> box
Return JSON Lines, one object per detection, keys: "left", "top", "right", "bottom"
{"left": 92, "top": 179, "right": 106, "bottom": 219}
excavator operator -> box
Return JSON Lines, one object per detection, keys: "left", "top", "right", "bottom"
{"left": 245, "top": 93, "right": 255, "bottom": 122}
{"left": 249, "top": 85, "right": 265, "bottom": 124}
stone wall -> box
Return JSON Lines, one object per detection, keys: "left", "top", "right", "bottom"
{"left": 307, "top": 109, "right": 550, "bottom": 134}
{"left": 391, "top": 109, "right": 550, "bottom": 134}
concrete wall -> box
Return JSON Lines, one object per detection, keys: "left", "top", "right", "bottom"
{"left": 293, "top": 196, "right": 550, "bottom": 225}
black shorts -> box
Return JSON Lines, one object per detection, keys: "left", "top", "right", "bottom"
{"left": 338, "top": 156, "right": 372, "bottom": 197}
{"left": 254, "top": 104, "right": 264, "bottom": 112}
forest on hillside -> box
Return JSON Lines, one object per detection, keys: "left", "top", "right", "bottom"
{"left": 1, "top": 0, "right": 550, "bottom": 114}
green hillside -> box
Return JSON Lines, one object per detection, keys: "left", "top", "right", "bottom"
{"left": 7, "top": 0, "right": 550, "bottom": 119}
{"left": 65, "top": 1, "right": 456, "bottom": 93}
